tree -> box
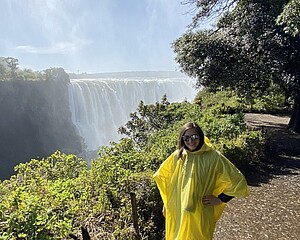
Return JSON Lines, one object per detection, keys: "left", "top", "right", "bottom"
{"left": 182, "top": 0, "right": 238, "bottom": 28}
{"left": 0, "top": 63, "right": 7, "bottom": 80}
{"left": 276, "top": 0, "right": 300, "bottom": 37}
{"left": 118, "top": 95, "right": 187, "bottom": 149}
{"left": 174, "top": 0, "right": 300, "bottom": 133}
{"left": 42, "top": 67, "right": 70, "bottom": 84}
{"left": 183, "top": 0, "right": 299, "bottom": 35}
{"left": 22, "top": 69, "right": 38, "bottom": 81}
{"left": 4, "top": 57, "right": 19, "bottom": 79}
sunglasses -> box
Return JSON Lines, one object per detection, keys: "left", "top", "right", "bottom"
{"left": 182, "top": 134, "right": 200, "bottom": 142}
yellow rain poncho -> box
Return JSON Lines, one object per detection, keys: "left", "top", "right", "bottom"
{"left": 153, "top": 137, "right": 249, "bottom": 240}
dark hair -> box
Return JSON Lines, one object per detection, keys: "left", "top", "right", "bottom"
{"left": 177, "top": 122, "right": 204, "bottom": 159}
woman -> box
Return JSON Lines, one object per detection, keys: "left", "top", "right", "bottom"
{"left": 153, "top": 122, "right": 249, "bottom": 240}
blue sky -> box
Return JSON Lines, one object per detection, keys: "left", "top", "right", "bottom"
{"left": 0, "top": 0, "right": 207, "bottom": 73}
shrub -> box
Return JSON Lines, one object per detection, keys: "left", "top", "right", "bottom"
{"left": 215, "top": 130, "right": 265, "bottom": 176}
{"left": 0, "top": 151, "right": 89, "bottom": 239}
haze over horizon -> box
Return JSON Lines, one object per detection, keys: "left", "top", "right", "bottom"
{"left": 0, "top": 0, "right": 212, "bottom": 74}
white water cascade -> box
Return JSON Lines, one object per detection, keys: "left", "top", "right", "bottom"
{"left": 68, "top": 74, "right": 197, "bottom": 151}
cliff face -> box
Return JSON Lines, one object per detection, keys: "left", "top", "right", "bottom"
{"left": 0, "top": 78, "right": 85, "bottom": 180}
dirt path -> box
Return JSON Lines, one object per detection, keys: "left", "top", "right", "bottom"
{"left": 214, "top": 113, "right": 300, "bottom": 240}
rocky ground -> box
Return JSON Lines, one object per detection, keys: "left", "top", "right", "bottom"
{"left": 214, "top": 113, "right": 300, "bottom": 240}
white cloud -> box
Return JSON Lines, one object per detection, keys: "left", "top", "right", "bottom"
{"left": 15, "top": 42, "right": 77, "bottom": 54}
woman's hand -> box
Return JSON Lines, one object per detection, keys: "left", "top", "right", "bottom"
{"left": 162, "top": 205, "right": 166, "bottom": 217}
{"left": 202, "top": 195, "right": 223, "bottom": 206}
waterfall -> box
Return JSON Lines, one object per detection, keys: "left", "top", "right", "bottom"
{"left": 68, "top": 74, "right": 197, "bottom": 151}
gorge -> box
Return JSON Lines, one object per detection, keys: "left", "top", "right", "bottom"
{"left": 0, "top": 71, "right": 197, "bottom": 180}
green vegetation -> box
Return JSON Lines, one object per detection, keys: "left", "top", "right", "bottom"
{"left": 0, "top": 87, "right": 282, "bottom": 239}
{"left": 195, "top": 86, "right": 292, "bottom": 114}
{"left": 0, "top": 57, "right": 70, "bottom": 82}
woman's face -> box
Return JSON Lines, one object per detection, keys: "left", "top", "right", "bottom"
{"left": 182, "top": 128, "right": 200, "bottom": 151}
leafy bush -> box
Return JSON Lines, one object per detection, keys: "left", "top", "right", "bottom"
{"left": 214, "top": 130, "right": 265, "bottom": 176}
{"left": 195, "top": 86, "right": 292, "bottom": 114}
{"left": 195, "top": 88, "right": 244, "bottom": 114}
{"left": 0, "top": 151, "right": 90, "bottom": 239}
{"left": 251, "top": 84, "right": 291, "bottom": 113}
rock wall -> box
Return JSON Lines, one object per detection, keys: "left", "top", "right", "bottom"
{"left": 0, "top": 78, "right": 85, "bottom": 180}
